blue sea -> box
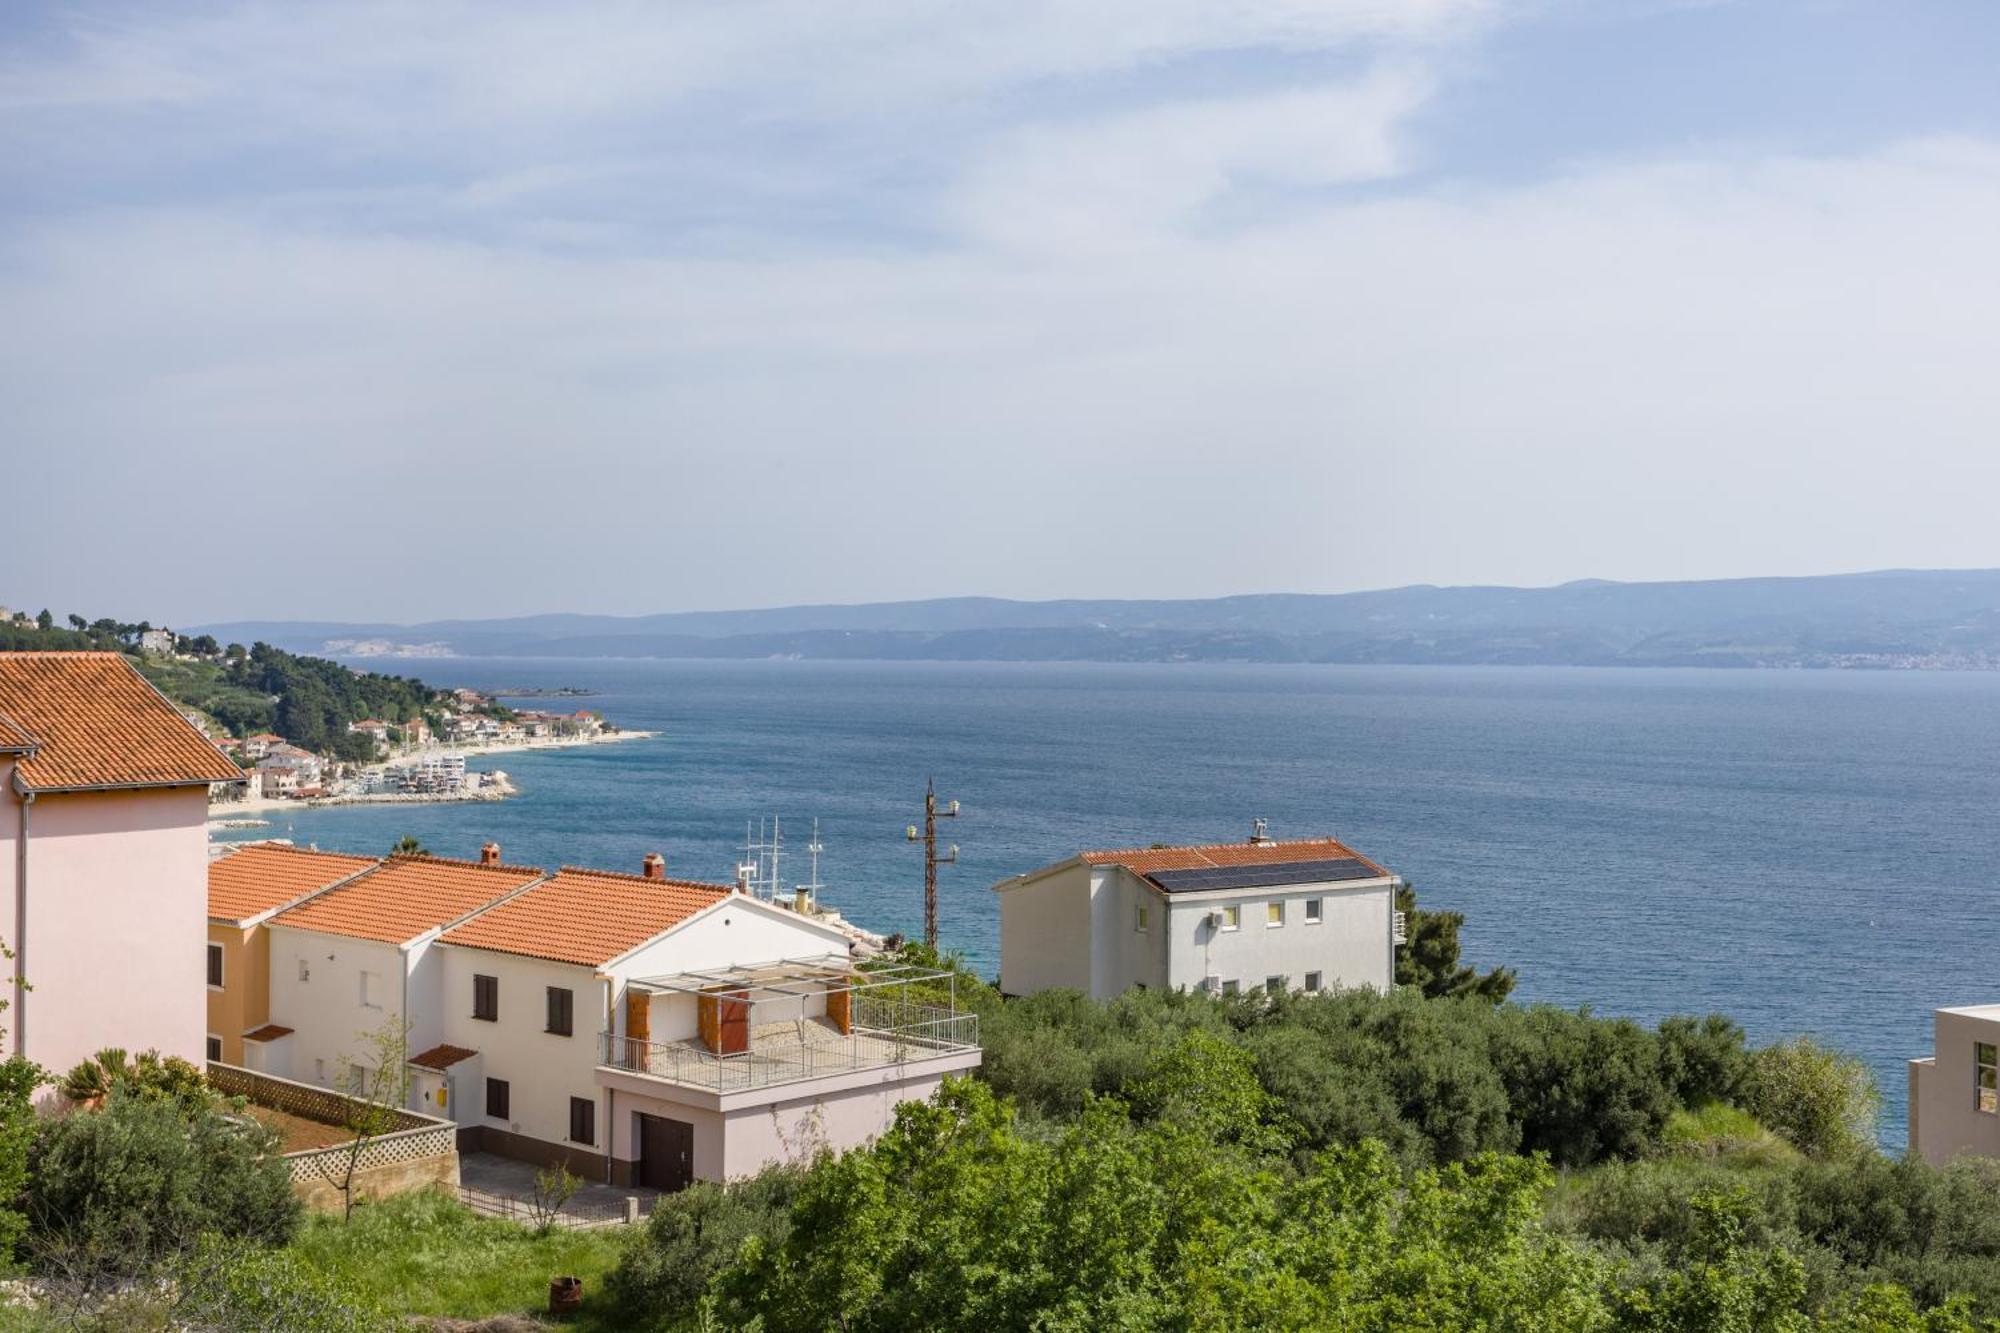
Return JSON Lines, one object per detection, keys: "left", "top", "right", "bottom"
{"left": 217, "top": 658, "right": 2000, "bottom": 1146}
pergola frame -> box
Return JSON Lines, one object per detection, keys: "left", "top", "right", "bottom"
{"left": 629, "top": 954, "right": 958, "bottom": 1010}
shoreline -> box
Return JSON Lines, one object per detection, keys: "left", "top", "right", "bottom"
{"left": 207, "top": 729, "right": 657, "bottom": 821}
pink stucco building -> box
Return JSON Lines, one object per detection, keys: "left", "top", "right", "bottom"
{"left": 0, "top": 652, "right": 242, "bottom": 1074}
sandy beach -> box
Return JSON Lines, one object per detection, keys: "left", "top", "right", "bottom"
{"left": 207, "top": 729, "right": 657, "bottom": 820}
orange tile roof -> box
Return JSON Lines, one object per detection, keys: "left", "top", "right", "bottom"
{"left": 0, "top": 652, "right": 244, "bottom": 791}
{"left": 1081, "top": 837, "right": 1387, "bottom": 877}
{"left": 272, "top": 855, "right": 547, "bottom": 945}
{"left": 0, "top": 714, "right": 34, "bottom": 752}
{"left": 440, "top": 866, "right": 732, "bottom": 968}
{"left": 243, "top": 1024, "right": 293, "bottom": 1042}
{"left": 208, "top": 843, "right": 381, "bottom": 925}
{"left": 409, "top": 1043, "right": 478, "bottom": 1070}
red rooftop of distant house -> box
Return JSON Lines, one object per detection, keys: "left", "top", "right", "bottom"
{"left": 272, "top": 854, "right": 547, "bottom": 945}
{"left": 439, "top": 865, "right": 733, "bottom": 968}
{"left": 1080, "top": 837, "right": 1387, "bottom": 878}
{"left": 208, "top": 843, "right": 381, "bottom": 925}
{"left": 0, "top": 652, "right": 243, "bottom": 791}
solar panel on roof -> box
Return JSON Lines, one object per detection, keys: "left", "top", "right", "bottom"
{"left": 1146, "top": 857, "right": 1380, "bottom": 893}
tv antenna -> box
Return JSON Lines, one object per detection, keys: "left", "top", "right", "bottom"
{"left": 906, "top": 777, "right": 960, "bottom": 949}
{"left": 796, "top": 818, "right": 826, "bottom": 912}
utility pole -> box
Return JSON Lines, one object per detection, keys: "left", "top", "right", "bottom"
{"left": 906, "top": 777, "right": 959, "bottom": 949}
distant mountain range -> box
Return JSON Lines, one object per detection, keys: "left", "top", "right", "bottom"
{"left": 192, "top": 569, "right": 2000, "bottom": 669}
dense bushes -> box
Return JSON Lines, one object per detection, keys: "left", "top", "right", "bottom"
{"left": 980, "top": 983, "right": 1757, "bottom": 1169}
{"left": 606, "top": 1166, "right": 803, "bottom": 1315}
{"left": 24, "top": 1089, "right": 300, "bottom": 1277}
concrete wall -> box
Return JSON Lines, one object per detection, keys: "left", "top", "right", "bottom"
{"left": 997, "top": 861, "right": 1092, "bottom": 995}
{"left": 1911, "top": 1007, "right": 2000, "bottom": 1165}
{"left": 0, "top": 781, "right": 208, "bottom": 1072}
{"left": 266, "top": 923, "right": 408, "bottom": 1088}
{"left": 1163, "top": 878, "right": 1394, "bottom": 996}
{"left": 437, "top": 945, "right": 608, "bottom": 1162}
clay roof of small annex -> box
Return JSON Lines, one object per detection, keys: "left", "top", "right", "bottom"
{"left": 243, "top": 1024, "right": 293, "bottom": 1042}
{"left": 409, "top": 1043, "right": 478, "bottom": 1070}
{"left": 1079, "top": 837, "right": 1388, "bottom": 878}
{"left": 208, "top": 843, "right": 381, "bottom": 925}
{"left": 439, "top": 866, "right": 734, "bottom": 968}
{"left": 272, "top": 854, "right": 547, "bottom": 945}
{"left": 0, "top": 652, "right": 243, "bottom": 791}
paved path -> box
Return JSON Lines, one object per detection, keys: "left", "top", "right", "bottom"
{"left": 457, "top": 1152, "right": 661, "bottom": 1228}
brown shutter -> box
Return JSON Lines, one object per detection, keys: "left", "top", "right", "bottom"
{"left": 626, "top": 990, "right": 650, "bottom": 1044}
{"left": 827, "top": 983, "right": 852, "bottom": 1036}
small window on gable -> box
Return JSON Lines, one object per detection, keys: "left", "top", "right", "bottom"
{"left": 1304, "top": 898, "right": 1323, "bottom": 923}
{"left": 297, "top": 958, "right": 311, "bottom": 983}
{"left": 1978, "top": 1043, "right": 1997, "bottom": 1114}
{"left": 1220, "top": 905, "right": 1240, "bottom": 931}
{"left": 1266, "top": 902, "right": 1283, "bottom": 927}
{"left": 360, "top": 970, "right": 383, "bottom": 1009}
{"left": 1135, "top": 903, "right": 1149, "bottom": 933}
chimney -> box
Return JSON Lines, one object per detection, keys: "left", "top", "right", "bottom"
{"left": 480, "top": 842, "right": 501, "bottom": 865}
{"left": 642, "top": 853, "right": 666, "bottom": 881}
{"left": 1249, "top": 817, "right": 1270, "bottom": 846}
{"left": 735, "top": 864, "right": 752, "bottom": 895}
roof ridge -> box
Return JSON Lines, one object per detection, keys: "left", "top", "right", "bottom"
{"left": 553, "top": 864, "right": 733, "bottom": 891}
{"left": 385, "top": 853, "right": 547, "bottom": 875}
{"left": 1088, "top": 835, "right": 1349, "bottom": 858}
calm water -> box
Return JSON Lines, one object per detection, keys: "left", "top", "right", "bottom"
{"left": 220, "top": 659, "right": 2000, "bottom": 1145}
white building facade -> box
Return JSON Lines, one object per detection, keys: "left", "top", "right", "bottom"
{"left": 1910, "top": 1004, "right": 2000, "bottom": 1166}
{"left": 994, "top": 835, "right": 1403, "bottom": 1000}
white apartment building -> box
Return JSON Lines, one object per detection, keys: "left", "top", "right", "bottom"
{"left": 257, "top": 846, "right": 982, "bottom": 1189}
{"left": 1910, "top": 1004, "right": 2000, "bottom": 1165}
{"left": 994, "top": 831, "right": 1403, "bottom": 1000}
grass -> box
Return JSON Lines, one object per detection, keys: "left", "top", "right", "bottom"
{"left": 1657, "top": 1101, "right": 1801, "bottom": 1168}
{"left": 292, "top": 1189, "right": 635, "bottom": 1329}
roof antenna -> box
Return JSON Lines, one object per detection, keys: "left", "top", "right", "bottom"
{"left": 1250, "top": 817, "right": 1269, "bottom": 845}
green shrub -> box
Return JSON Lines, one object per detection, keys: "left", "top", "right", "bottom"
{"left": 1746, "top": 1037, "right": 1880, "bottom": 1159}
{"left": 605, "top": 1167, "right": 803, "bottom": 1328}
{"left": 24, "top": 1089, "right": 299, "bottom": 1278}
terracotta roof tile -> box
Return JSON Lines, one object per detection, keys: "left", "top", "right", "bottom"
{"left": 0, "top": 652, "right": 243, "bottom": 790}
{"left": 272, "top": 855, "right": 547, "bottom": 945}
{"left": 409, "top": 1043, "right": 478, "bottom": 1070}
{"left": 1082, "top": 837, "right": 1388, "bottom": 878}
{"left": 208, "top": 843, "right": 381, "bottom": 925}
{"left": 0, "top": 713, "right": 34, "bottom": 752}
{"left": 243, "top": 1024, "right": 294, "bottom": 1042}
{"left": 440, "top": 866, "right": 732, "bottom": 968}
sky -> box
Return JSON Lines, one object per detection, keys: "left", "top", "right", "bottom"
{"left": 3, "top": 1, "right": 1999, "bottom": 624}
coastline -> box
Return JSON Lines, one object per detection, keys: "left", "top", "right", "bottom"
{"left": 207, "top": 729, "right": 657, "bottom": 821}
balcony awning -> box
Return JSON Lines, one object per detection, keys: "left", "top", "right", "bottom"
{"left": 629, "top": 954, "right": 957, "bottom": 1002}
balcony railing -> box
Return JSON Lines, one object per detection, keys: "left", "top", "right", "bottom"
{"left": 1393, "top": 910, "right": 1408, "bottom": 945}
{"left": 599, "top": 1006, "right": 980, "bottom": 1094}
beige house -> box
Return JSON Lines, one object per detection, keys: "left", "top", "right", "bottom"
{"left": 1909, "top": 1004, "right": 2000, "bottom": 1165}
{"left": 994, "top": 830, "right": 1404, "bottom": 1001}
{"left": 207, "top": 844, "right": 380, "bottom": 1064}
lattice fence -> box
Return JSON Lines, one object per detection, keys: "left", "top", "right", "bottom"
{"left": 285, "top": 1122, "right": 458, "bottom": 1182}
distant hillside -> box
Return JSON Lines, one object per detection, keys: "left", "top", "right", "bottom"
{"left": 192, "top": 569, "right": 2000, "bottom": 669}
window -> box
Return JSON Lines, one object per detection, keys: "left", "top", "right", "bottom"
{"left": 204, "top": 1035, "right": 222, "bottom": 1061}
{"left": 359, "top": 970, "right": 383, "bottom": 1009}
{"left": 1135, "top": 903, "right": 1149, "bottom": 932}
{"left": 547, "top": 986, "right": 574, "bottom": 1037}
{"left": 486, "top": 1077, "right": 510, "bottom": 1120}
{"left": 1219, "top": 979, "right": 1239, "bottom": 996}
{"left": 1265, "top": 975, "right": 1285, "bottom": 995}
{"left": 1266, "top": 902, "right": 1284, "bottom": 928}
{"left": 473, "top": 974, "right": 498, "bottom": 1022}
{"left": 1219, "top": 905, "right": 1240, "bottom": 932}
{"left": 1978, "top": 1043, "right": 1997, "bottom": 1114}
{"left": 1304, "top": 898, "right": 1323, "bottom": 924}
{"left": 1304, "top": 971, "right": 1323, "bottom": 993}
{"left": 569, "top": 1096, "right": 596, "bottom": 1145}
{"left": 206, "top": 943, "right": 224, "bottom": 988}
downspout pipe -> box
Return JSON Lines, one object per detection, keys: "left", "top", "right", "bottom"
{"left": 11, "top": 771, "right": 33, "bottom": 1059}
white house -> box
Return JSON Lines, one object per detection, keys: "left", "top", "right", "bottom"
{"left": 433, "top": 859, "right": 981, "bottom": 1188}
{"left": 993, "top": 831, "right": 1404, "bottom": 1000}
{"left": 258, "top": 846, "right": 982, "bottom": 1190}
{"left": 261, "top": 846, "right": 547, "bottom": 1088}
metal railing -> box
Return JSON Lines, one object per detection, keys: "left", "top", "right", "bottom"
{"left": 599, "top": 1007, "right": 979, "bottom": 1093}
{"left": 1393, "top": 910, "right": 1408, "bottom": 945}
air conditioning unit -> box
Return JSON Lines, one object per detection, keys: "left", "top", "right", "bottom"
{"left": 1207, "top": 910, "right": 1226, "bottom": 929}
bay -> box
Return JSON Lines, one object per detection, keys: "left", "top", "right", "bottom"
{"left": 222, "top": 658, "right": 2000, "bottom": 1146}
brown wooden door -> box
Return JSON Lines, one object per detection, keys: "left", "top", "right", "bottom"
{"left": 637, "top": 1113, "right": 694, "bottom": 1192}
